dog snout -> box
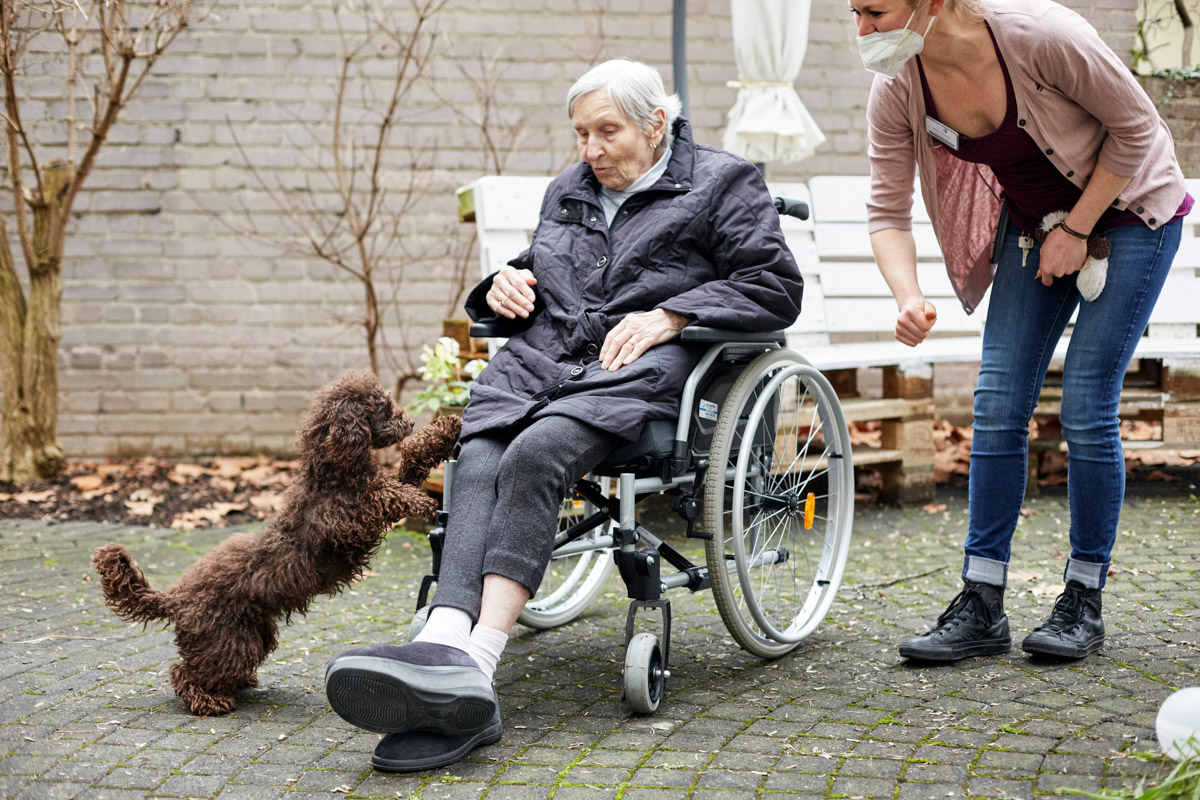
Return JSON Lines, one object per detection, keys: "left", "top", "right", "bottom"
{"left": 394, "top": 410, "right": 415, "bottom": 440}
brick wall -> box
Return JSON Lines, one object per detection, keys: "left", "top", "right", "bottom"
{"left": 2, "top": 0, "right": 1139, "bottom": 458}
{"left": 1137, "top": 75, "right": 1200, "bottom": 177}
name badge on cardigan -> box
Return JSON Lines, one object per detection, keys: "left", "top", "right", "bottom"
{"left": 925, "top": 116, "right": 961, "bottom": 150}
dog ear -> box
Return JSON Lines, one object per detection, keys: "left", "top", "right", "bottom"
{"left": 324, "top": 399, "right": 374, "bottom": 474}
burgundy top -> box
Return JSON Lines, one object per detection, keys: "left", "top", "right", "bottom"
{"left": 917, "top": 26, "right": 1191, "bottom": 236}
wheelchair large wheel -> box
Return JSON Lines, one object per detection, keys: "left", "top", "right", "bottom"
{"left": 517, "top": 481, "right": 614, "bottom": 630}
{"left": 702, "top": 348, "right": 854, "bottom": 658}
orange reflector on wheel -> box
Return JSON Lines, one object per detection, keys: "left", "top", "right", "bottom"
{"left": 804, "top": 492, "right": 815, "bottom": 530}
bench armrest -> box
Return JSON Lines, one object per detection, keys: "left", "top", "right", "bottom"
{"left": 679, "top": 326, "right": 787, "bottom": 345}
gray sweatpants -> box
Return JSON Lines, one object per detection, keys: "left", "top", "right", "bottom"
{"left": 432, "top": 415, "right": 621, "bottom": 622}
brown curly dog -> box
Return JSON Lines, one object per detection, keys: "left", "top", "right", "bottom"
{"left": 93, "top": 371, "right": 460, "bottom": 716}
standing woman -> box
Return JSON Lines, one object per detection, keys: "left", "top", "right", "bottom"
{"left": 855, "top": 0, "right": 1191, "bottom": 661}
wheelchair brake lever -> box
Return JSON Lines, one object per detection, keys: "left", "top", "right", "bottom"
{"left": 673, "top": 459, "right": 713, "bottom": 540}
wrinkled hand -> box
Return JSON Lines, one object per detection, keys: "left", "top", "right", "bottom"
{"left": 486, "top": 265, "right": 537, "bottom": 319}
{"left": 1036, "top": 227, "right": 1089, "bottom": 287}
{"left": 895, "top": 299, "right": 937, "bottom": 347}
{"left": 600, "top": 309, "right": 690, "bottom": 372}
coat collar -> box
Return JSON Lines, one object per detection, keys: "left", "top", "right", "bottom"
{"left": 564, "top": 117, "right": 695, "bottom": 204}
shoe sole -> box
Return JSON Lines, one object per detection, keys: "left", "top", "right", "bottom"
{"left": 898, "top": 637, "right": 1012, "bottom": 662}
{"left": 1022, "top": 634, "right": 1104, "bottom": 659}
{"left": 325, "top": 656, "right": 497, "bottom": 736}
{"left": 371, "top": 720, "right": 504, "bottom": 773}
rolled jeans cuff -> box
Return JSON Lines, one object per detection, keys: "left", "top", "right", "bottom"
{"left": 1064, "top": 557, "right": 1107, "bottom": 589}
{"left": 963, "top": 555, "right": 1008, "bottom": 588}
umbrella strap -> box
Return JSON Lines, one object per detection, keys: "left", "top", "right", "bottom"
{"left": 726, "top": 79, "right": 793, "bottom": 89}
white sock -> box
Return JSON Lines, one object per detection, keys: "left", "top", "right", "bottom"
{"left": 467, "top": 625, "right": 508, "bottom": 682}
{"left": 412, "top": 606, "right": 472, "bottom": 654}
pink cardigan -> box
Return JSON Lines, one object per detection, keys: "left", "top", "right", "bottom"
{"left": 866, "top": 0, "right": 1187, "bottom": 313}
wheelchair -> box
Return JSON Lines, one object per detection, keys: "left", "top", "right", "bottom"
{"left": 414, "top": 200, "right": 854, "bottom": 714}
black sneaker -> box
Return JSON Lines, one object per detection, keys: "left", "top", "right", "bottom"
{"left": 1021, "top": 580, "right": 1104, "bottom": 658}
{"left": 898, "top": 581, "right": 1011, "bottom": 662}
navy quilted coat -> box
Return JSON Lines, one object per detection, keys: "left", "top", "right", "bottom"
{"left": 460, "top": 120, "right": 804, "bottom": 442}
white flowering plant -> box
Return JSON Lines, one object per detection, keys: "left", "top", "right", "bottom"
{"left": 406, "top": 337, "right": 488, "bottom": 413}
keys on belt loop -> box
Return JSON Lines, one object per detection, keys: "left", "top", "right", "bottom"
{"left": 1018, "top": 235, "right": 1036, "bottom": 268}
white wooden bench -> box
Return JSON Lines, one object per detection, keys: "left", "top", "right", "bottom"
{"left": 806, "top": 174, "right": 1200, "bottom": 493}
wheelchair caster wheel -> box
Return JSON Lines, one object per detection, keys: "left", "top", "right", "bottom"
{"left": 407, "top": 605, "right": 430, "bottom": 641}
{"left": 624, "top": 633, "right": 667, "bottom": 714}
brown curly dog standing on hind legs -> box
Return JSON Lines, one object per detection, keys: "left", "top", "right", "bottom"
{"left": 92, "top": 371, "right": 461, "bottom": 716}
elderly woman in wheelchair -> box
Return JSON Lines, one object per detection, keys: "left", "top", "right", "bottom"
{"left": 325, "top": 58, "right": 853, "bottom": 773}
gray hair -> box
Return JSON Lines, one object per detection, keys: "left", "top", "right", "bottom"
{"left": 566, "top": 59, "right": 683, "bottom": 135}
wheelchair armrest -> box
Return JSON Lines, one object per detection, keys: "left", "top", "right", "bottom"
{"left": 679, "top": 326, "right": 787, "bottom": 345}
{"left": 469, "top": 321, "right": 503, "bottom": 338}
{"left": 469, "top": 319, "right": 535, "bottom": 338}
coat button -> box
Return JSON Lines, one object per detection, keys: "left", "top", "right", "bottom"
{"left": 674, "top": 183, "right": 682, "bottom": 188}
{"left": 561, "top": 208, "right": 567, "bottom": 214}
{"left": 1066, "top": 170, "right": 1074, "bottom": 177}
{"left": 590, "top": 216, "right": 596, "bottom": 222}
{"left": 1149, "top": 218, "right": 1157, "bottom": 224}
{"left": 1137, "top": 206, "right": 1145, "bottom": 213}
{"left": 1045, "top": 148, "right": 1054, "bottom": 155}
{"left": 587, "top": 343, "right": 598, "bottom": 354}
{"left": 597, "top": 256, "right": 607, "bottom": 267}
{"left": 1018, "top": 119, "right": 1026, "bottom": 126}
{"left": 1112, "top": 199, "right": 1120, "bottom": 206}
{"left": 570, "top": 366, "right": 584, "bottom": 376}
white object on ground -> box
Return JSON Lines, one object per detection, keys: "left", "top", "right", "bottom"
{"left": 1157, "top": 686, "right": 1200, "bottom": 761}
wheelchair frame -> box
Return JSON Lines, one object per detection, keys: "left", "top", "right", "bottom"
{"left": 414, "top": 327, "right": 855, "bottom": 714}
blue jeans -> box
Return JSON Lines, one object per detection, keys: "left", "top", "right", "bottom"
{"left": 964, "top": 218, "right": 1181, "bottom": 590}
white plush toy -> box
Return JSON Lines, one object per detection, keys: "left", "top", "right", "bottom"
{"left": 1037, "top": 210, "right": 1109, "bottom": 302}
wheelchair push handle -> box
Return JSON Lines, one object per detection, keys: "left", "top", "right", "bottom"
{"left": 773, "top": 196, "right": 809, "bottom": 221}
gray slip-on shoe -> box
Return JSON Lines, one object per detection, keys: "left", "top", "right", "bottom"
{"left": 325, "top": 642, "right": 496, "bottom": 736}
{"left": 371, "top": 705, "right": 503, "bottom": 773}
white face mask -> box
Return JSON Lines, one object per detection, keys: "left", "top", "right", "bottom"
{"left": 857, "top": 8, "right": 936, "bottom": 79}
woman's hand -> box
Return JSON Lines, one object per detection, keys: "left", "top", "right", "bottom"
{"left": 1036, "top": 227, "right": 1089, "bottom": 287}
{"left": 486, "top": 265, "right": 537, "bottom": 319}
{"left": 895, "top": 298, "right": 937, "bottom": 347}
{"left": 600, "top": 309, "right": 689, "bottom": 372}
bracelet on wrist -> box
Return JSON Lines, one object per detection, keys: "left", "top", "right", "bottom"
{"left": 1057, "top": 221, "right": 1091, "bottom": 241}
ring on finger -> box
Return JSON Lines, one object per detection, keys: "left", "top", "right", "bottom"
{"left": 625, "top": 338, "right": 638, "bottom": 348}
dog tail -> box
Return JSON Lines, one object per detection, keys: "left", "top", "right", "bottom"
{"left": 92, "top": 544, "right": 171, "bottom": 623}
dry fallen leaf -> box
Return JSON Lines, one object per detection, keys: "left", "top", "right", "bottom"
{"left": 249, "top": 492, "right": 282, "bottom": 512}
{"left": 1029, "top": 582, "right": 1061, "bottom": 598}
{"left": 209, "top": 476, "right": 237, "bottom": 493}
{"left": 212, "top": 457, "right": 259, "bottom": 478}
{"left": 170, "top": 502, "right": 248, "bottom": 530}
{"left": 239, "top": 466, "right": 277, "bottom": 486}
{"left": 922, "top": 503, "right": 947, "bottom": 514}
{"left": 70, "top": 475, "right": 105, "bottom": 492}
{"left": 170, "top": 463, "right": 211, "bottom": 484}
{"left": 11, "top": 489, "right": 57, "bottom": 504}
{"left": 1008, "top": 570, "right": 1044, "bottom": 582}
{"left": 125, "top": 489, "right": 164, "bottom": 517}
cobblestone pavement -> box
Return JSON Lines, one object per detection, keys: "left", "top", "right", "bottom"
{"left": 2, "top": 487, "right": 1198, "bottom": 800}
